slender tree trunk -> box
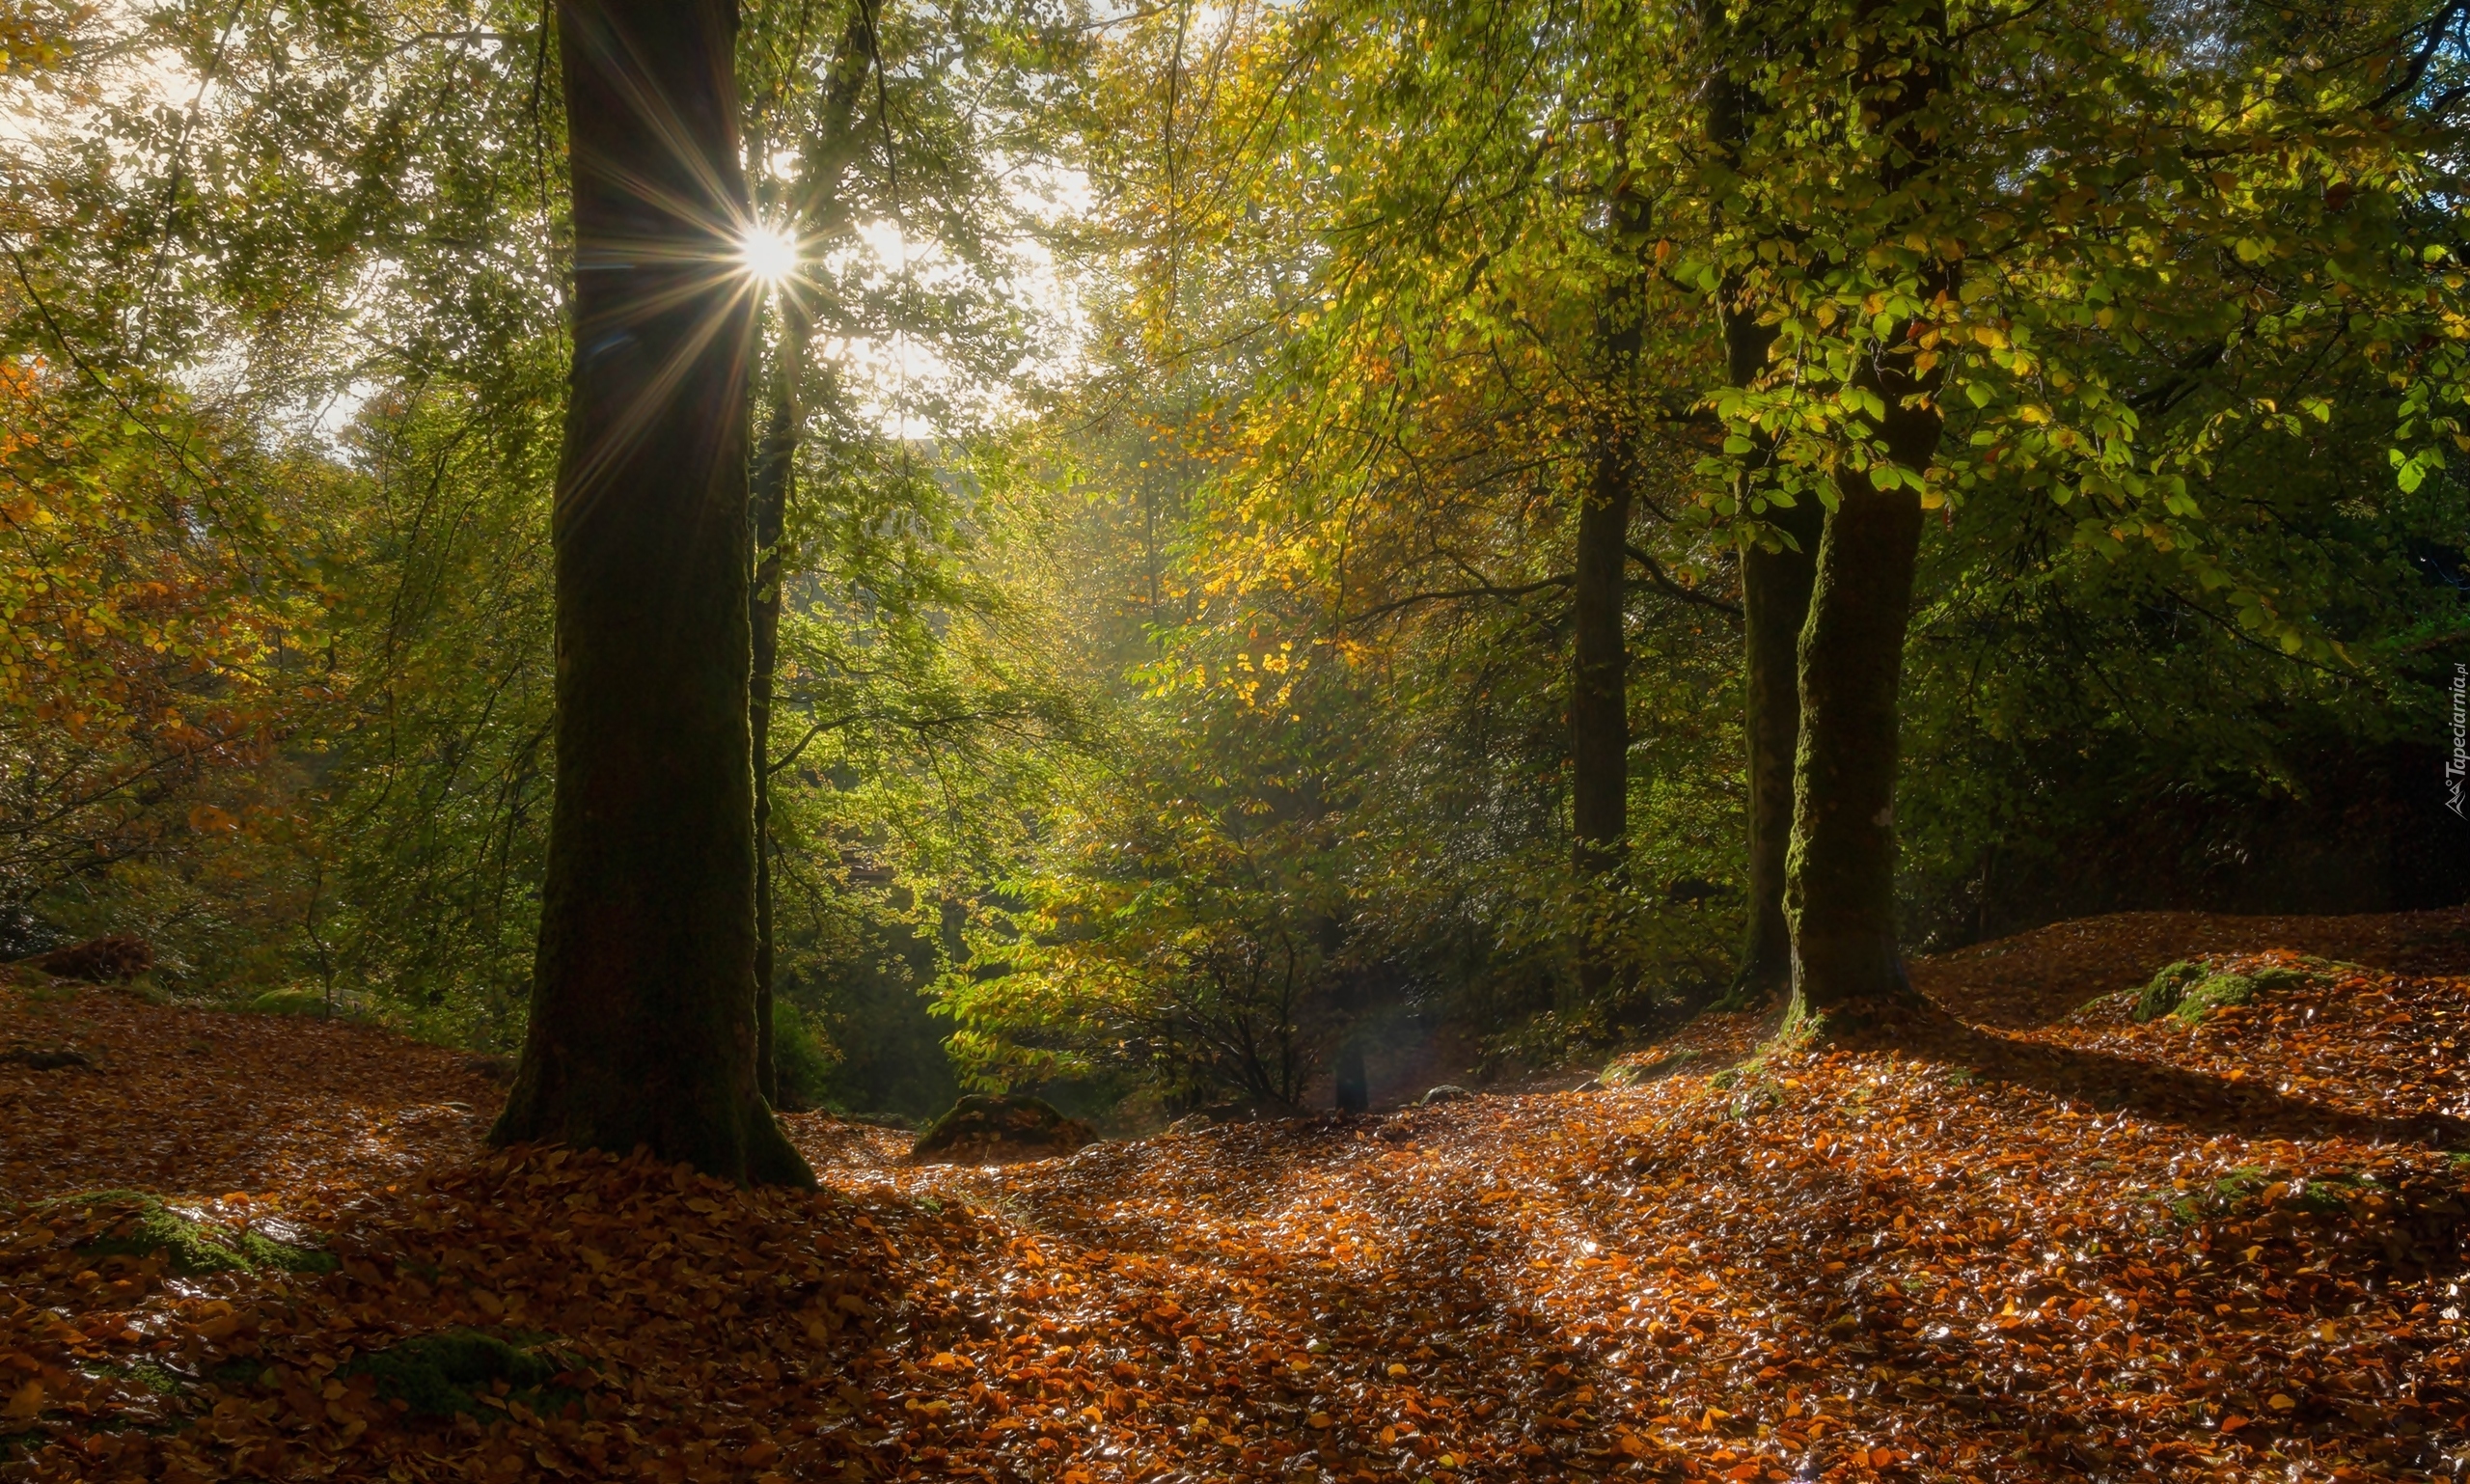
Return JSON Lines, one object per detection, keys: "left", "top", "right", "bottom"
{"left": 1569, "top": 191, "right": 1648, "bottom": 1010}
{"left": 1333, "top": 1038, "right": 1367, "bottom": 1114}
{"left": 1737, "top": 490, "right": 1820, "bottom": 997}
{"left": 1721, "top": 295, "right": 1826, "bottom": 1002}
{"left": 1783, "top": 0, "right": 1952, "bottom": 1029}
{"left": 1702, "top": 2, "right": 1825, "bottom": 1003}
{"left": 491, "top": 0, "right": 811, "bottom": 1185}
{"left": 749, "top": 315, "right": 807, "bottom": 1107}
{"left": 745, "top": 7, "right": 873, "bottom": 1104}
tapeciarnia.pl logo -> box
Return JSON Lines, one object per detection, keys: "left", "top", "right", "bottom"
{"left": 2451, "top": 662, "right": 2467, "bottom": 818}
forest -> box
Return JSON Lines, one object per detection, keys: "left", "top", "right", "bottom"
{"left": 2, "top": 0, "right": 2469, "bottom": 1478}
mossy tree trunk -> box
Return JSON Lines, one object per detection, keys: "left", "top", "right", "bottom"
{"left": 1703, "top": 0, "right": 1820, "bottom": 1004}
{"left": 490, "top": 0, "right": 810, "bottom": 1185}
{"left": 1784, "top": 467, "right": 1928, "bottom": 1021}
{"left": 1783, "top": 0, "right": 1952, "bottom": 1031}
{"left": 1738, "top": 486, "right": 1821, "bottom": 1000}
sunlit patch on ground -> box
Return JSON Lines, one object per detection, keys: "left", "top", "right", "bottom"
{"left": 4, "top": 907, "right": 2465, "bottom": 1481}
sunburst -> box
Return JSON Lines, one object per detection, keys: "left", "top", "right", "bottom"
{"left": 739, "top": 223, "right": 801, "bottom": 288}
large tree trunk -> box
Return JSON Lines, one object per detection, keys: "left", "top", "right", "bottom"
{"left": 1782, "top": 0, "right": 1951, "bottom": 1030}
{"left": 1569, "top": 458, "right": 1633, "bottom": 1002}
{"left": 1568, "top": 192, "right": 1649, "bottom": 1010}
{"left": 1783, "top": 471, "right": 1926, "bottom": 1021}
{"left": 491, "top": 0, "right": 811, "bottom": 1185}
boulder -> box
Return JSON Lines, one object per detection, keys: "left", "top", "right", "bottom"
{"left": 28, "top": 935, "right": 152, "bottom": 984}
{"left": 910, "top": 1094, "right": 1095, "bottom": 1165}
{"left": 2, "top": 1045, "right": 95, "bottom": 1071}
{"left": 343, "top": 1330, "right": 579, "bottom": 1417}
{"left": 1420, "top": 1085, "right": 1476, "bottom": 1105}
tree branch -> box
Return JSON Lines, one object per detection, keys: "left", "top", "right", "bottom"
{"left": 1626, "top": 545, "right": 1743, "bottom": 619}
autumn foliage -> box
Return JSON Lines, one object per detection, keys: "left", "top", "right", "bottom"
{"left": 5, "top": 908, "right": 2466, "bottom": 1481}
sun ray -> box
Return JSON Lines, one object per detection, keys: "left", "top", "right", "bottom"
{"left": 739, "top": 224, "right": 800, "bottom": 288}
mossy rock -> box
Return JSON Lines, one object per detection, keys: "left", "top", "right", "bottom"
{"left": 910, "top": 1094, "right": 1094, "bottom": 1164}
{"left": 2133, "top": 956, "right": 2344, "bottom": 1027}
{"left": 2132, "top": 961, "right": 2290, "bottom": 1026}
{"left": 28, "top": 934, "right": 152, "bottom": 984}
{"left": 43, "top": 1191, "right": 336, "bottom": 1275}
{"left": 341, "top": 1330, "right": 581, "bottom": 1418}
{"left": 2132, "top": 961, "right": 2206, "bottom": 1022}
{"left": 2170, "top": 973, "right": 2256, "bottom": 1025}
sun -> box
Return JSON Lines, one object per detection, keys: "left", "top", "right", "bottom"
{"left": 739, "top": 223, "right": 800, "bottom": 286}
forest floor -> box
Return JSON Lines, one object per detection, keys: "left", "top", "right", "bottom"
{"left": 3, "top": 907, "right": 2467, "bottom": 1484}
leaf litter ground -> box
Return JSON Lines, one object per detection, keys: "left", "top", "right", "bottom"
{"left": 2, "top": 906, "right": 2465, "bottom": 1482}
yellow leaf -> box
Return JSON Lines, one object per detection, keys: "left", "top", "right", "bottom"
{"left": 2268, "top": 1394, "right": 2296, "bottom": 1411}
{"left": 4, "top": 1382, "right": 41, "bottom": 1419}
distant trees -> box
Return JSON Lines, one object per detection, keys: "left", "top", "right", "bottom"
{"left": 979, "top": 0, "right": 2470, "bottom": 1093}
{"left": 1, "top": 0, "right": 2463, "bottom": 1124}
{"left": 1698, "top": 0, "right": 2470, "bottom": 1031}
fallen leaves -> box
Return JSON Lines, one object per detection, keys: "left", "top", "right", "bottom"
{"left": 2, "top": 908, "right": 2467, "bottom": 1481}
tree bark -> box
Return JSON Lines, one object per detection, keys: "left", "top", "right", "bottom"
{"left": 1783, "top": 0, "right": 1952, "bottom": 1030}
{"left": 749, "top": 314, "right": 806, "bottom": 1108}
{"left": 1702, "top": 0, "right": 1818, "bottom": 1003}
{"left": 1570, "top": 466, "right": 1632, "bottom": 882}
{"left": 747, "top": 5, "right": 874, "bottom": 1104}
{"left": 1737, "top": 486, "right": 1820, "bottom": 998}
{"left": 1784, "top": 470, "right": 1926, "bottom": 1021}
{"left": 1569, "top": 191, "right": 1649, "bottom": 1010}
{"left": 491, "top": 0, "right": 811, "bottom": 1185}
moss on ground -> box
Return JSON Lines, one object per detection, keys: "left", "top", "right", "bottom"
{"left": 340, "top": 1330, "right": 582, "bottom": 1417}
{"left": 1603, "top": 1048, "right": 1697, "bottom": 1088}
{"left": 2131, "top": 957, "right": 2345, "bottom": 1027}
{"left": 42, "top": 1191, "right": 335, "bottom": 1275}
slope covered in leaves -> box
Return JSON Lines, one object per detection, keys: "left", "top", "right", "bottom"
{"left": 3, "top": 909, "right": 2466, "bottom": 1482}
